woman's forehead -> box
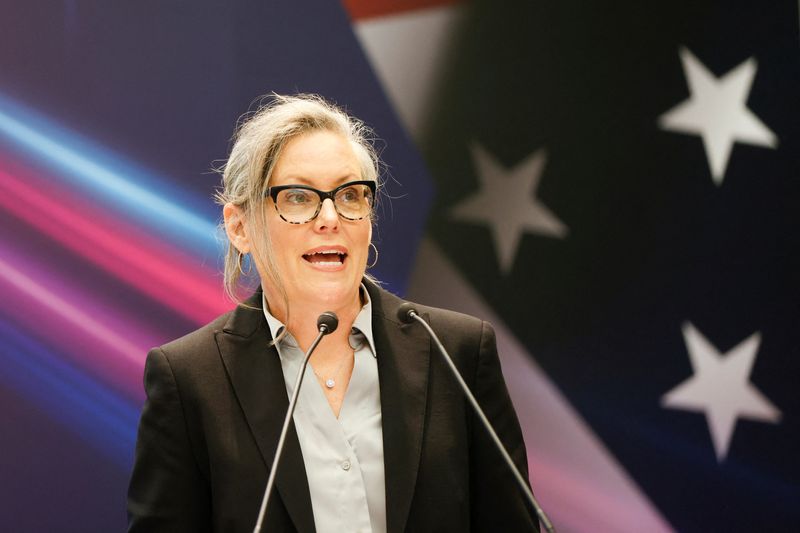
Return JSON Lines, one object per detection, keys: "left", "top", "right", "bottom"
{"left": 270, "top": 131, "right": 362, "bottom": 188}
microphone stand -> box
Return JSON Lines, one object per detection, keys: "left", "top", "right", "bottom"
{"left": 399, "top": 304, "right": 555, "bottom": 533}
{"left": 252, "top": 312, "right": 338, "bottom": 533}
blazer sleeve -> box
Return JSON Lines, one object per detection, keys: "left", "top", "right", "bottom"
{"left": 127, "top": 347, "right": 212, "bottom": 533}
{"left": 469, "top": 321, "right": 539, "bottom": 532}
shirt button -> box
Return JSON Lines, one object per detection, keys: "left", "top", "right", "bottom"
{"left": 341, "top": 460, "right": 351, "bottom": 471}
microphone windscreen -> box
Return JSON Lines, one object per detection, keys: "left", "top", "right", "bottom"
{"left": 317, "top": 311, "right": 339, "bottom": 334}
{"left": 396, "top": 302, "right": 418, "bottom": 324}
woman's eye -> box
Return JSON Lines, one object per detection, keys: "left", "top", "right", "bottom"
{"left": 285, "top": 191, "right": 312, "bottom": 204}
{"left": 339, "top": 187, "right": 360, "bottom": 203}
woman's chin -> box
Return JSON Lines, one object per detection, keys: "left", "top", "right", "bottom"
{"left": 295, "top": 279, "right": 360, "bottom": 309}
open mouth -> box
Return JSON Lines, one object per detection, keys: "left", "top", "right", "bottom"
{"left": 302, "top": 249, "right": 347, "bottom": 266}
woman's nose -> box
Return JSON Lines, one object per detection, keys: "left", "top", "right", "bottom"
{"left": 315, "top": 198, "right": 340, "bottom": 230}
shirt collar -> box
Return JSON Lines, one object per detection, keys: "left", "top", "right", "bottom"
{"left": 261, "top": 284, "right": 376, "bottom": 357}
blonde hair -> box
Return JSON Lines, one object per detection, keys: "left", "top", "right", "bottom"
{"left": 215, "top": 93, "right": 381, "bottom": 311}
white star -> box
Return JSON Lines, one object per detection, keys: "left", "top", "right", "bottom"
{"left": 450, "top": 143, "right": 567, "bottom": 274}
{"left": 658, "top": 47, "right": 778, "bottom": 185}
{"left": 661, "top": 322, "right": 782, "bottom": 462}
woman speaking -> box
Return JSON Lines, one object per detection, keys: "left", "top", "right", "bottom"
{"left": 127, "top": 94, "right": 538, "bottom": 532}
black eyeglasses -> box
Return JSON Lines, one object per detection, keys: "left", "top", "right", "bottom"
{"left": 265, "top": 180, "right": 376, "bottom": 224}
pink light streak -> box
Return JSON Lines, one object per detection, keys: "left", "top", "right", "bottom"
{"left": 0, "top": 251, "right": 146, "bottom": 400}
{"left": 0, "top": 163, "right": 231, "bottom": 325}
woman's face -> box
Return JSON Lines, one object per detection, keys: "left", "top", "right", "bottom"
{"left": 260, "top": 130, "right": 372, "bottom": 312}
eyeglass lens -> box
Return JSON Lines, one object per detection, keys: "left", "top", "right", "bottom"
{"left": 275, "top": 183, "right": 374, "bottom": 223}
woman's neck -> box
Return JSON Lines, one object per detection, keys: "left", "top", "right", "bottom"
{"left": 265, "top": 288, "right": 363, "bottom": 351}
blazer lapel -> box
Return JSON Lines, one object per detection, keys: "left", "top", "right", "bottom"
{"left": 216, "top": 293, "right": 315, "bottom": 533}
{"left": 367, "top": 282, "right": 431, "bottom": 533}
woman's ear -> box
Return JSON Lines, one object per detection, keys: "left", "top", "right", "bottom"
{"left": 223, "top": 203, "right": 251, "bottom": 254}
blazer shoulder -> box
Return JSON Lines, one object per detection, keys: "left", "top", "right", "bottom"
{"left": 155, "top": 310, "right": 234, "bottom": 366}
{"left": 369, "top": 281, "right": 487, "bottom": 343}
{"left": 412, "top": 301, "right": 484, "bottom": 335}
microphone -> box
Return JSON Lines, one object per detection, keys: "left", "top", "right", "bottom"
{"left": 396, "top": 302, "right": 417, "bottom": 324}
{"left": 253, "top": 311, "right": 339, "bottom": 533}
{"left": 397, "top": 303, "right": 555, "bottom": 533}
{"left": 317, "top": 311, "right": 339, "bottom": 335}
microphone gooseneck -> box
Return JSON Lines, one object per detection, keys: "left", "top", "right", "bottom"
{"left": 253, "top": 311, "right": 338, "bottom": 533}
{"left": 400, "top": 302, "right": 555, "bottom": 533}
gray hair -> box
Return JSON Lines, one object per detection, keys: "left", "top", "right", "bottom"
{"left": 215, "top": 93, "right": 381, "bottom": 308}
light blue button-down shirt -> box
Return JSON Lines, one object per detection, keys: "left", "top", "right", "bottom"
{"left": 263, "top": 288, "right": 386, "bottom": 533}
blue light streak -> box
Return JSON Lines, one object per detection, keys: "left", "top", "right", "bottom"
{"left": 0, "top": 92, "right": 222, "bottom": 256}
{"left": 0, "top": 317, "right": 138, "bottom": 468}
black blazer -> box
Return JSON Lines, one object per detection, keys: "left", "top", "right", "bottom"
{"left": 127, "top": 280, "right": 537, "bottom": 532}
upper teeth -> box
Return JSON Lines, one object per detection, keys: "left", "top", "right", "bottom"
{"left": 312, "top": 250, "right": 344, "bottom": 255}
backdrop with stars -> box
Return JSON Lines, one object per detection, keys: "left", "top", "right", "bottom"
{"left": 416, "top": 0, "right": 799, "bottom": 530}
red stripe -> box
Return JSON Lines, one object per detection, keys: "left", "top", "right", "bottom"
{"left": 342, "top": 0, "right": 463, "bottom": 21}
